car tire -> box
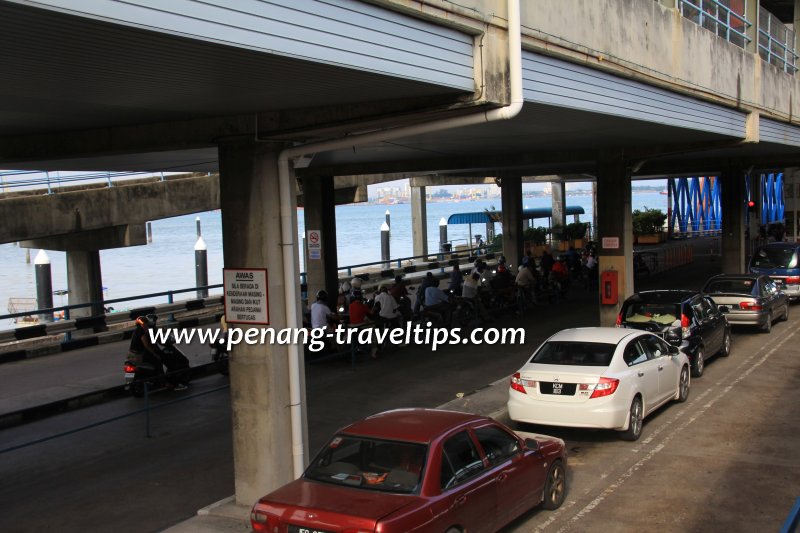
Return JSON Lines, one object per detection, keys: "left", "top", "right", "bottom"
{"left": 761, "top": 313, "right": 772, "bottom": 333}
{"left": 445, "top": 528, "right": 461, "bottom": 533}
{"left": 620, "top": 396, "right": 643, "bottom": 441}
{"left": 719, "top": 331, "right": 731, "bottom": 357}
{"left": 676, "top": 366, "right": 690, "bottom": 402}
{"left": 691, "top": 347, "right": 705, "bottom": 378}
{"left": 783, "top": 304, "right": 790, "bottom": 322}
{"left": 541, "top": 460, "right": 567, "bottom": 510}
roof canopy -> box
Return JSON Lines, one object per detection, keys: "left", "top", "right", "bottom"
{"left": 447, "top": 206, "right": 585, "bottom": 225}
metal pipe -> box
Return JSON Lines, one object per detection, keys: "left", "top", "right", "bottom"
{"left": 276, "top": 0, "right": 523, "bottom": 478}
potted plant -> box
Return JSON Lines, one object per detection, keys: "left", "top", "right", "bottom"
{"left": 565, "top": 222, "right": 589, "bottom": 247}
{"left": 523, "top": 226, "right": 548, "bottom": 256}
{"left": 633, "top": 208, "right": 667, "bottom": 244}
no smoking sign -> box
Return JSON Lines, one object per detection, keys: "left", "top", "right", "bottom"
{"left": 307, "top": 229, "right": 322, "bottom": 260}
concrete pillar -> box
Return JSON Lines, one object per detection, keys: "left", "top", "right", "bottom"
{"left": 66, "top": 250, "right": 104, "bottom": 318}
{"left": 411, "top": 185, "right": 428, "bottom": 258}
{"left": 596, "top": 152, "right": 632, "bottom": 326}
{"left": 439, "top": 217, "right": 448, "bottom": 253}
{"left": 746, "top": 0, "right": 759, "bottom": 55}
{"left": 146, "top": 221, "right": 153, "bottom": 243}
{"left": 500, "top": 176, "right": 523, "bottom": 268}
{"left": 303, "top": 176, "right": 339, "bottom": 309}
{"left": 34, "top": 250, "right": 53, "bottom": 322}
{"left": 592, "top": 181, "right": 598, "bottom": 240}
{"left": 218, "top": 140, "right": 305, "bottom": 505}
{"left": 381, "top": 222, "right": 390, "bottom": 266}
{"left": 551, "top": 180, "right": 567, "bottom": 246}
{"left": 720, "top": 168, "right": 747, "bottom": 273}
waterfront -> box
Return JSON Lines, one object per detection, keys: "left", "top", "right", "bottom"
{"left": 0, "top": 192, "right": 667, "bottom": 325}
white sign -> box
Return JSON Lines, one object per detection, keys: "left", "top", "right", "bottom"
{"left": 223, "top": 268, "right": 269, "bottom": 325}
{"left": 602, "top": 237, "right": 620, "bottom": 249}
{"left": 307, "top": 229, "right": 322, "bottom": 260}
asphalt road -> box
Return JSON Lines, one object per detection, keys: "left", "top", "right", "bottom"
{"left": 1, "top": 256, "right": 799, "bottom": 532}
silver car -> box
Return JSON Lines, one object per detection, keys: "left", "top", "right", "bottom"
{"left": 703, "top": 274, "right": 789, "bottom": 333}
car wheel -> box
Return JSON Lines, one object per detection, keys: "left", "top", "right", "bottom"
{"left": 691, "top": 348, "right": 705, "bottom": 378}
{"left": 445, "top": 528, "right": 461, "bottom": 533}
{"left": 676, "top": 366, "right": 690, "bottom": 402}
{"left": 719, "top": 330, "right": 731, "bottom": 357}
{"left": 541, "top": 460, "right": 566, "bottom": 510}
{"left": 783, "top": 304, "right": 790, "bottom": 322}
{"left": 761, "top": 313, "right": 772, "bottom": 333}
{"left": 620, "top": 396, "right": 643, "bottom": 441}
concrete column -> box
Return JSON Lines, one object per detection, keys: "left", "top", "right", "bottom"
{"left": 439, "top": 217, "right": 448, "bottom": 253}
{"left": 411, "top": 185, "right": 428, "bottom": 258}
{"left": 592, "top": 181, "right": 598, "bottom": 240}
{"left": 66, "top": 250, "right": 104, "bottom": 318}
{"left": 34, "top": 250, "right": 53, "bottom": 322}
{"left": 381, "top": 222, "right": 391, "bottom": 266}
{"left": 218, "top": 140, "right": 305, "bottom": 505}
{"left": 500, "top": 176, "right": 523, "bottom": 268}
{"left": 596, "top": 152, "right": 632, "bottom": 326}
{"left": 551, "top": 180, "right": 567, "bottom": 246}
{"left": 720, "top": 168, "right": 747, "bottom": 273}
{"left": 746, "top": 0, "right": 759, "bottom": 55}
{"left": 302, "top": 176, "right": 339, "bottom": 309}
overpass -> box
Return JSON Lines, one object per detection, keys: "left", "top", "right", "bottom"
{"left": 2, "top": 0, "right": 800, "bottom": 510}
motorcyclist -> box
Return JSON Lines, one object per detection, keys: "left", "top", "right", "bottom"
{"left": 128, "top": 314, "right": 185, "bottom": 390}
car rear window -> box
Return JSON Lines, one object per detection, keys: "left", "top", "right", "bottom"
{"left": 305, "top": 436, "right": 427, "bottom": 494}
{"left": 621, "top": 302, "right": 680, "bottom": 325}
{"left": 530, "top": 341, "right": 615, "bottom": 366}
{"left": 704, "top": 279, "right": 756, "bottom": 295}
{"left": 751, "top": 247, "right": 797, "bottom": 269}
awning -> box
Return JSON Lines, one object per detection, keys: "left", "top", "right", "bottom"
{"left": 447, "top": 206, "right": 585, "bottom": 225}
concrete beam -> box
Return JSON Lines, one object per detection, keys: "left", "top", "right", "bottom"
{"left": 21, "top": 224, "right": 147, "bottom": 251}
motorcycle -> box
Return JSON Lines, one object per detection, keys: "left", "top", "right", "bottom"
{"left": 124, "top": 335, "right": 191, "bottom": 397}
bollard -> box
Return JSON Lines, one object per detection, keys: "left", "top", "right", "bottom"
{"left": 439, "top": 218, "right": 448, "bottom": 259}
{"left": 146, "top": 221, "right": 153, "bottom": 243}
{"left": 385, "top": 209, "right": 391, "bottom": 228}
{"left": 25, "top": 248, "right": 31, "bottom": 264}
{"left": 381, "top": 222, "right": 390, "bottom": 267}
{"left": 34, "top": 250, "right": 54, "bottom": 322}
{"left": 196, "top": 216, "right": 202, "bottom": 237}
{"left": 195, "top": 237, "right": 208, "bottom": 298}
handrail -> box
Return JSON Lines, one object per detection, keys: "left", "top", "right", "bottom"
{"left": 336, "top": 243, "right": 501, "bottom": 276}
{"left": 677, "top": 0, "right": 751, "bottom": 48}
{"left": 758, "top": 6, "right": 798, "bottom": 75}
{"left": 0, "top": 170, "right": 172, "bottom": 194}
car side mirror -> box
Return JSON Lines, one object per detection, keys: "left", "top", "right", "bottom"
{"left": 524, "top": 438, "right": 539, "bottom": 452}
{"left": 669, "top": 344, "right": 680, "bottom": 356}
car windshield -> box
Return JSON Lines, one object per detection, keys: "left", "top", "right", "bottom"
{"left": 622, "top": 302, "right": 680, "bottom": 325}
{"left": 704, "top": 279, "right": 756, "bottom": 295}
{"left": 304, "top": 435, "right": 427, "bottom": 494}
{"left": 530, "top": 341, "right": 615, "bottom": 366}
{"left": 751, "top": 247, "right": 797, "bottom": 269}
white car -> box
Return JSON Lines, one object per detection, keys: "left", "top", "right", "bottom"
{"left": 507, "top": 327, "right": 690, "bottom": 441}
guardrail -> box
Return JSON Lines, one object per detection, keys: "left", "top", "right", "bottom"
{"left": 678, "top": 0, "right": 750, "bottom": 49}
{"left": 759, "top": 7, "right": 798, "bottom": 75}
{"left": 0, "top": 170, "right": 177, "bottom": 194}
{"left": 336, "top": 243, "right": 500, "bottom": 278}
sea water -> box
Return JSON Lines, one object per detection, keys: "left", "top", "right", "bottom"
{"left": 0, "top": 192, "right": 667, "bottom": 325}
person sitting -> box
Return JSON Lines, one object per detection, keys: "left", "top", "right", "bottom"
{"left": 374, "top": 284, "right": 402, "bottom": 326}
{"left": 310, "top": 290, "right": 339, "bottom": 330}
{"left": 448, "top": 263, "right": 463, "bottom": 296}
{"left": 413, "top": 272, "right": 436, "bottom": 318}
{"left": 389, "top": 275, "right": 408, "bottom": 301}
{"left": 348, "top": 289, "right": 378, "bottom": 358}
{"left": 540, "top": 248, "right": 555, "bottom": 279}
{"left": 491, "top": 263, "right": 516, "bottom": 303}
{"left": 128, "top": 314, "right": 166, "bottom": 378}
{"left": 423, "top": 278, "right": 453, "bottom": 325}
{"left": 515, "top": 263, "right": 537, "bottom": 299}
{"left": 551, "top": 256, "right": 570, "bottom": 294}
{"left": 461, "top": 272, "right": 490, "bottom": 320}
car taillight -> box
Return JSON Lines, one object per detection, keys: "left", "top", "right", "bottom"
{"left": 786, "top": 276, "right": 800, "bottom": 285}
{"left": 124, "top": 363, "right": 136, "bottom": 373}
{"left": 681, "top": 314, "right": 690, "bottom": 339}
{"left": 510, "top": 372, "right": 528, "bottom": 394}
{"left": 739, "top": 301, "right": 762, "bottom": 311}
{"left": 615, "top": 313, "right": 622, "bottom": 327}
{"left": 589, "top": 377, "right": 620, "bottom": 399}
{"left": 250, "top": 510, "right": 278, "bottom": 533}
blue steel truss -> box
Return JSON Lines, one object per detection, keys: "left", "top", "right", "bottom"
{"left": 668, "top": 176, "right": 721, "bottom": 235}
{"left": 669, "top": 173, "right": 785, "bottom": 236}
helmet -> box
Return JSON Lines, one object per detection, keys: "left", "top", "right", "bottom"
{"left": 499, "top": 255, "right": 507, "bottom": 264}
{"left": 340, "top": 281, "right": 351, "bottom": 294}
{"left": 379, "top": 284, "right": 388, "bottom": 292}
{"left": 316, "top": 290, "right": 328, "bottom": 301}
{"left": 352, "top": 289, "right": 363, "bottom": 300}
{"left": 135, "top": 314, "right": 156, "bottom": 328}
{"left": 351, "top": 277, "right": 363, "bottom": 289}
{"left": 394, "top": 275, "right": 403, "bottom": 283}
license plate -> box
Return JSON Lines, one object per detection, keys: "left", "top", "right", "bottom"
{"left": 540, "top": 382, "right": 576, "bottom": 395}
{"left": 124, "top": 372, "right": 135, "bottom": 380}
{"left": 288, "top": 526, "right": 334, "bottom": 533}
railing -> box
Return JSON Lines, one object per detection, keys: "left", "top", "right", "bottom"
{"left": 677, "top": 0, "right": 751, "bottom": 49}
{"left": 0, "top": 170, "right": 179, "bottom": 194}
{"left": 336, "top": 243, "right": 501, "bottom": 278}
{"left": 758, "top": 7, "right": 798, "bottom": 74}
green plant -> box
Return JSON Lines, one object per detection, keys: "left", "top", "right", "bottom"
{"left": 550, "top": 224, "right": 565, "bottom": 240}
{"left": 632, "top": 207, "right": 667, "bottom": 235}
{"left": 564, "top": 222, "right": 589, "bottom": 241}
{"left": 523, "top": 226, "right": 548, "bottom": 245}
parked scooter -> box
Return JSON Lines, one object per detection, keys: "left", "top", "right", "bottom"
{"left": 124, "top": 334, "right": 191, "bottom": 397}
{"left": 209, "top": 333, "right": 230, "bottom": 376}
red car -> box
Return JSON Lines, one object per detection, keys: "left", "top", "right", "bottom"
{"left": 251, "top": 409, "right": 567, "bottom": 533}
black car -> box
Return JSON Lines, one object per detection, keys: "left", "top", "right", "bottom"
{"left": 616, "top": 290, "right": 731, "bottom": 377}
